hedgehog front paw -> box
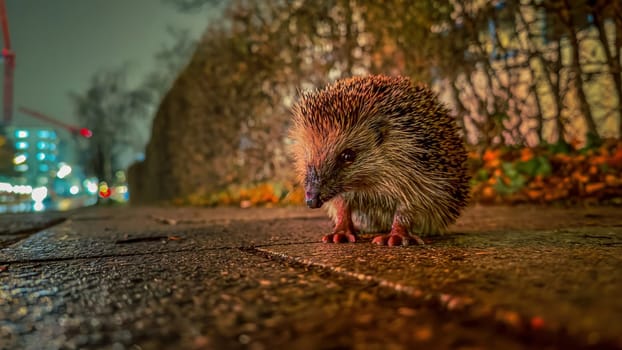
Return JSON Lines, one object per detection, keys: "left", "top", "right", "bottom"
{"left": 322, "top": 231, "right": 357, "bottom": 243}
{"left": 371, "top": 233, "right": 425, "bottom": 247}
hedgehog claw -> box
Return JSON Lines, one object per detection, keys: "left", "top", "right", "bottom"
{"left": 371, "top": 233, "right": 424, "bottom": 247}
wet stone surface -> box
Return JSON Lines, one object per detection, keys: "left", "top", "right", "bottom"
{"left": 0, "top": 207, "right": 325, "bottom": 263}
{"left": 1, "top": 250, "right": 531, "bottom": 350}
{"left": 0, "top": 212, "right": 66, "bottom": 250}
{"left": 1, "top": 205, "right": 621, "bottom": 349}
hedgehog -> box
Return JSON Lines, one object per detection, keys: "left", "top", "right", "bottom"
{"left": 289, "top": 75, "right": 470, "bottom": 246}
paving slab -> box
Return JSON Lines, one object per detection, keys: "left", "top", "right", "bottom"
{"left": 1, "top": 249, "right": 532, "bottom": 350}
{"left": 1, "top": 205, "right": 621, "bottom": 349}
{"left": 258, "top": 229, "right": 622, "bottom": 347}
{"left": 0, "top": 212, "right": 66, "bottom": 249}
{"left": 0, "top": 207, "right": 325, "bottom": 263}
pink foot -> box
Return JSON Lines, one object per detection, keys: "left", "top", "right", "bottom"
{"left": 321, "top": 197, "right": 357, "bottom": 244}
{"left": 372, "top": 218, "right": 425, "bottom": 247}
{"left": 371, "top": 233, "right": 424, "bottom": 246}
{"left": 322, "top": 231, "right": 357, "bottom": 243}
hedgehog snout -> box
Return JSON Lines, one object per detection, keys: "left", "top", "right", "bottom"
{"left": 304, "top": 166, "right": 324, "bottom": 209}
{"left": 305, "top": 191, "right": 323, "bottom": 208}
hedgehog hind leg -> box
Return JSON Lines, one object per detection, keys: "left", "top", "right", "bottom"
{"left": 371, "top": 214, "right": 426, "bottom": 247}
{"left": 323, "top": 196, "right": 358, "bottom": 243}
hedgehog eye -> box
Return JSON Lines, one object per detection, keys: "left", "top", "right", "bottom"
{"left": 339, "top": 149, "right": 356, "bottom": 164}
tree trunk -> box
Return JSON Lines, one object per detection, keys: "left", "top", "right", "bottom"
{"left": 552, "top": 42, "right": 566, "bottom": 145}
{"left": 562, "top": 0, "right": 600, "bottom": 142}
{"left": 515, "top": 3, "right": 553, "bottom": 144}
{"left": 450, "top": 79, "right": 469, "bottom": 140}
{"left": 591, "top": 6, "right": 622, "bottom": 138}
{"left": 532, "top": 80, "right": 545, "bottom": 144}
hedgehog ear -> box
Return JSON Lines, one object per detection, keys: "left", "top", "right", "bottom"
{"left": 371, "top": 120, "right": 388, "bottom": 146}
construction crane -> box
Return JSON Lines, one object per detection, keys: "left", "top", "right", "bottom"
{"left": 0, "top": 2, "right": 91, "bottom": 138}
{"left": 0, "top": 0, "right": 14, "bottom": 126}
{"left": 19, "top": 106, "right": 92, "bottom": 138}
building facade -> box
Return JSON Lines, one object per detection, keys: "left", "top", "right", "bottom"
{"left": 8, "top": 127, "right": 59, "bottom": 187}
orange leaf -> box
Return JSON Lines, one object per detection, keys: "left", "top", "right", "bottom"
{"left": 544, "top": 189, "right": 566, "bottom": 202}
{"left": 526, "top": 190, "right": 542, "bottom": 200}
{"left": 591, "top": 155, "right": 607, "bottom": 165}
{"left": 605, "top": 175, "right": 620, "bottom": 187}
{"left": 502, "top": 176, "right": 512, "bottom": 186}
{"left": 520, "top": 148, "right": 534, "bottom": 162}
{"left": 585, "top": 182, "right": 606, "bottom": 194}
{"left": 482, "top": 149, "right": 500, "bottom": 162}
{"left": 572, "top": 171, "right": 589, "bottom": 183}
{"left": 607, "top": 147, "right": 622, "bottom": 168}
{"left": 483, "top": 149, "right": 502, "bottom": 168}
{"left": 588, "top": 165, "right": 598, "bottom": 176}
{"left": 481, "top": 186, "right": 496, "bottom": 201}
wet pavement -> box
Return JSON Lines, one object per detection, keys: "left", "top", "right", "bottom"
{"left": 0, "top": 205, "right": 621, "bottom": 349}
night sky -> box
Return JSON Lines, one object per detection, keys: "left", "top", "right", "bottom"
{"left": 3, "top": 0, "right": 211, "bottom": 128}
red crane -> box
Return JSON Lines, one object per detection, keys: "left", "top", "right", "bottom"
{"left": 0, "top": 3, "right": 91, "bottom": 138}
{"left": 18, "top": 106, "right": 93, "bottom": 138}
{"left": 0, "top": 0, "right": 14, "bottom": 126}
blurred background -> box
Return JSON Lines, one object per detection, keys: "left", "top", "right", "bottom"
{"left": 0, "top": 0, "right": 620, "bottom": 213}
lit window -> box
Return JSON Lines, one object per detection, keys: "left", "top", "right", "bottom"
{"left": 48, "top": 154, "right": 57, "bottom": 161}
{"left": 36, "top": 153, "right": 46, "bottom": 161}
{"left": 39, "top": 164, "right": 50, "bottom": 172}
{"left": 15, "top": 164, "right": 29, "bottom": 172}
{"left": 15, "top": 130, "right": 29, "bottom": 138}
{"left": 33, "top": 202, "right": 45, "bottom": 212}
{"left": 16, "top": 141, "right": 29, "bottom": 150}
{"left": 37, "top": 141, "right": 48, "bottom": 150}
{"left": 57, "top": 164, "right": 72, "bottom": 178}
{"left": 49, "top": 143, "right": 57, "bottom": 150}
{"left": 0, "top": 182, "right": 11, "bottom": 192}
{"left": 31, "top": 186, "right": 48, "bottom": 201}
{"left": 13, "top": 154, "right": 27, "bottom": 164}
{"left": 37, "top": 130, "right": 50, "bottom": 138}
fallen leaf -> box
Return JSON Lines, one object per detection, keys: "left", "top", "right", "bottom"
{"left": 481, "top": 186, "right": 496, "bottom": 201}
{"left": 605, "top": 175, "right": 620, "bottom": 186}
{"left": 531, "top": 316, "right": 545, "bottom": 330}
{"left": 496, "top": 310, "right": 521, "bottom": 329}
{"left": 526, "top": 190, "right": 542, "bottom": 200}
{"left": 397, "top": 307, "right": 417, "bottom": 317}
{"left": 585, "top": 182, "right": 606, "bottom": 194}
{"left": 520, "top": 148, "right": 534, "bottom": 162}
{"left": 150, "top": 216, "right": 178, "bottom": 225}
{"left": 414, "top": 327, "right": 433, "bottom": 341}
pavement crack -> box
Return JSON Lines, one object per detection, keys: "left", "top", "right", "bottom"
{"left": 240, "top": 246, "right": 622, "bottom": 350}
{"left": 241, "top": 246, "right": 440, "bottom": 304}
{"left": 0, "top": 248, "right": 200, "bottom": 265}
{"left": 246, "top": 240, "right": 320, "bottom": 248}
{"left": 115, "top": 235, "right": 179, "bottom": 244}
{"left": 2, "top": 217, "right": 67, "bottom": 236}
{"left": 0, "top": 245, "right": 257, "bottom": 264}
{"left": 0, "top": 217, "right": 67, "bottom": 249}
